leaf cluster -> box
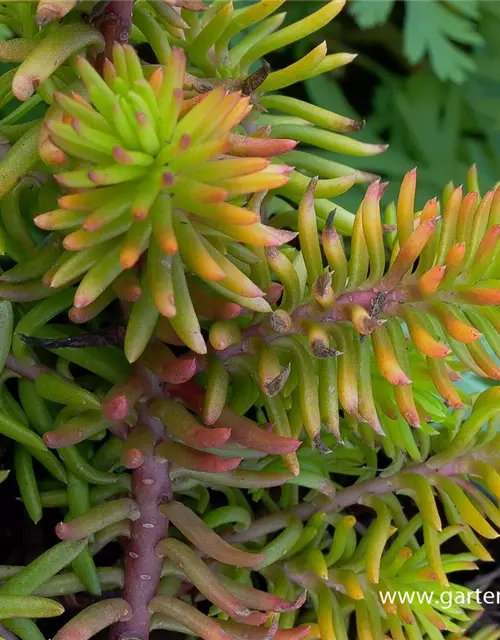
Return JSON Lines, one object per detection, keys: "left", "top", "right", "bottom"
{"left": 0, "top": 2, "right": 496, "bottom": 640}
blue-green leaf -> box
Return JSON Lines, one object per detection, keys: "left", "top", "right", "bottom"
{"left": 404, "top": 0, "right": 482, "bottom": 83}
{"left": 350, "top": 0, "right": 395, "bottom": 28}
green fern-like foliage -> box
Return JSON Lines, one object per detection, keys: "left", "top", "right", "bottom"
{"left": 349, "top": 0, "right": 486, "bottom": 84}
{"left": 302, "top": 0, "right": 500, "bottom": 209}
{"left": 0, "top": 2, "right": 498, "bottom": 640}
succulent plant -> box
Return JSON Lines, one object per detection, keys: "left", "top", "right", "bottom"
{"left": 35, "top": 43, "right": 301, "bottom": 361}
{"left": 0, "top": 2, "right": 498, "bottom": 640}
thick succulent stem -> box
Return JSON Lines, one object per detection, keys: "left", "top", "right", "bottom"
{"left": 96, "top": 0, "right": 134, "bottom": 68}
{"left": 0, "top": 623, "right": 18, "bottom": 640}
{"left": 203, "top": 284, "right": 412, "bottom": 367}
{"left": 110, "top": 397, "right": 171, "bottom": 640}
{"left": 7, "top": 357, "right": 173, "bottom": 640}
{"left": 295, "top": 285, "right": 410, "bottom": 322}
{"left": 110, "top": 453, "right": 171, "bottom": 639}
{"left": 6, "top": 355, "right": 46, "bottom": 381}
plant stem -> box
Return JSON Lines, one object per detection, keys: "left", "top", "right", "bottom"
{"left": 110, "top": 391, "right": 171, "bottom": 640}
{"left": 0, "top": 622, "right": 18, "bottom": 640}
{"left": 226, "top": 441, "right": 500, "bottom": 544}
{"left": 6, "top": 355, "right": 46, "bottom": 381}
{"left": 96, "top": 0, "right": 134, "bottom": 69}
{"left": 185, "top": 283, "right": 412, "bottom": 369}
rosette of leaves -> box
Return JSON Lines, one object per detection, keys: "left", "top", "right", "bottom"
{"left": 6, "top": 160, "right": 500, "bottom": 477}
{"left": 0, "top": 0, "right": 388, "bottom": 367}
{"left": 34, "top": 43, "right": 300, "bottom": 362}
{"left": 0, "top": 0, "right": 386, "bottom": 220}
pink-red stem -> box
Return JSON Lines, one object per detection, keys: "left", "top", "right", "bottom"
{"left": 226, "top": 448, "right": 490, "bottom": 544}
{"left": 95, "top": 0, "right": 134, "bottom": 69}
{"left": 110, "top": 387, "right": 171, "bottom": 640}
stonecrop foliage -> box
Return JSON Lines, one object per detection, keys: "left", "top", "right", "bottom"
{"left": 0, "top": 1, "right": 499, "bottom": 640}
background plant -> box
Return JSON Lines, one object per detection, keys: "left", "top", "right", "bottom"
{"left": 282, "top": 0, "right": 500, "bottom": 210}
{"left": 0, "top": 2, "right": 498, "bottom": 640}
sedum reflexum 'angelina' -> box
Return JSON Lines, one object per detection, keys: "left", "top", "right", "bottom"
{"left": 3, "top": 167, "right": 500, "bottom": 640}
{"left": 2, "top": 372, "right": 500, "bottom": 640}
{"left": 36, "top": 43, "right": 297, "bottom": 361}
{"left": 1, "top": 2, "right": 500, "bottom": 640}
